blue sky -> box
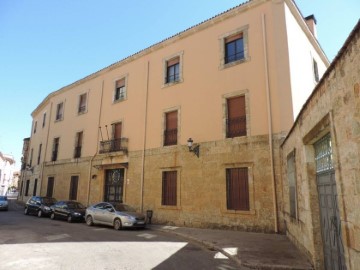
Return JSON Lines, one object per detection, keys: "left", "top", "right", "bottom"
{"left": 0, "top": 0, "right": 359, "bottom": 170}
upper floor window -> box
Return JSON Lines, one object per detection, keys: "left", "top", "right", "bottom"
{"left": 114, "top": 78, "right": 126, "bottom": 102}
{"left": 33, "top": 121, "right": 37, "bottom": 134}
{"left": 29, "top": 148, "right": 33, "bottom": 167}
{"left": 74, "top": 131, "right": 83, "bottom": 158}
{"left": 55, "top": 102, "right": 64, "bottom": 121}
{"left": 220, "top": 26, "right": 249, "bottom": 69}
{"left": 52, "top": 137, "right": 60, "bottom": 161}
{"left": 37, "top": 144, "right": 42, "bottom": 165}
{"left": 226, "top": 96, "right": 246, "bottom": 138}
{"left": 42, "top": 113, "right": 46, "bottom": 128}
{"left": 163, "top": 52, "right": 183, "bottom": 87}
{"left": 78, "top": 93, "right": 87, "bottom": 114}
{"left": 313, "top": 59, "right": 319, "bottom": 83}
{"left": 164, "top": 111, "right": 178, "bottom": 146}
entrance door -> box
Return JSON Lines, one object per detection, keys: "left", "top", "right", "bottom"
{"left": 315, "top": 134, "right": 346, "bottom": 270}
{"left": 104, "top": 169, "right": 124, "bottom": 203}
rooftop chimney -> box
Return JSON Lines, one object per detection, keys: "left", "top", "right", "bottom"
{"left": 305, "top": 15, "right": 317, "bottom": 38}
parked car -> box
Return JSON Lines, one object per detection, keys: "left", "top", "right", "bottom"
{"left": 24, "top": 196, "right": 57, "bottom": 217}
{"left": 0, "top": 196, "right": 8, "bottom": 211}
{"left": 50, "top": 201, "right": 86, "bottom": 222}
{"left": 85, "top": 202, "right": 146, "bottom": 230}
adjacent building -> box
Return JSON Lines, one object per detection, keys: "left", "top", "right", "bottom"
{"left": 19, "top": 0, "right": 328, "bottom": 233}
{"left": 281, "top": 21, "right": 360, "bottom": 270}
{"left": 0, "top": 152, "right": 16, "bottom": 195}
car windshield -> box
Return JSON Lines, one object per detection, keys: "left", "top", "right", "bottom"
{"left": 43, "top": 197, "right": 56, "bottom": 204}
{"left": 0, "top": 196, "right": 7, "bottom": 201}
{"left": 67, "top": 202, "right": 85, "bottom": 209}
{"left": 113, "top": 204, "right": 136, "bottom": 212}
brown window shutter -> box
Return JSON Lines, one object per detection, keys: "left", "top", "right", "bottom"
{"left": 167, "top": 57, "right": 180, "bottom": 67}
{"left": 116, "top": 78, "right": 125, "bottom": 88}
{"left": 227, "top": 96, "right": 246, "bottom": 137}
{"left": 76, "top": 132, "right": 83, "bottom": 147}
{"left": 113, "top": 123, "right": 122, "bottom": 139}
{"left": 226, "top": 168, "right": 249, "bottom": 211}
{"left": 225, "top": 33, "right": 243, "bottom": 43}
{"left": 166, "top": 111, "right": 178, "bottom": 130}
{"left": 162, "top": 171, "right": 177, "bottom": 205}
{"left": 227, "top": 96, "right": 245, "bottom": 118}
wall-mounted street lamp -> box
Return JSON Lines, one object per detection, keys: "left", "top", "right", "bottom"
{"left": 187, "top": 138, "right": 200, "bottom": 158}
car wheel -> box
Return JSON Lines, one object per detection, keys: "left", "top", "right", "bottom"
{"left": 50, "top": 213, "right": 55, "bottom": 220}
{"left": 67, "top": 215, "right": 72, "bottom": 223}
{"left": 37, "top": 210, "right": 42, "bottom": 218}
{"left": 114, "top": 219, "right": 122, "bottom": 230}
{"left": 86, "top": 215, "right": 93, "bottom": 226}
{"left": 24, "top": 208, "right": 29, "bottom": 215}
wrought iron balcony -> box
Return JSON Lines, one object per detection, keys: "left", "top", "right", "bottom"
{"left": 99, "top": 138, "right": 128, "bottom": 154}
{"left": 226, "top": 116, "right": 246, "bottom": 138}
{"left": 74, "top": 146, "right": 82, "bottom": 158}
{"left": 164, "top": 129, "right": 178, "bottom": 146}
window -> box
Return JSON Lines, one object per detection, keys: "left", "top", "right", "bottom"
{"left": 226, "top": 96, "right": 246, "bottom": 138}
{"left": 166, "top": 57, "right": 180, "bottom": 84}
{"left": 33, "top": 179, "right": 38, "bottom": 196}
{"left": 42, "top": 113, "right": 46, "bottom": 128}
{"left": 52, "top": 138, "right": 59, "bottom": 161}
{"left": 55, "top": 102, "right": 64, "bottom": 121}
{"left": 69, "top": 176, "right": 79, "bottom": 200}
{"left": 20, "top": 181, "right": 23, "bottom": 196}
{"left": 78, "top": 93, "right": 87, "bottom": 114}
{"left": 25, "top": 180, "right": 30, "bottom": 196}
{"left": 29, "top": 148, "right": 33, "bottom": 167}
{"left": 226, "top": 168, "right": 249, "bottom": 211}
{"left": 162, "top": 171, "right": 177, "bottom": 206}
{"left": 114, "top": 78, "right": 126, "bottom": 101}
{"left": 37, "top": 144, "right": 42, "bottom": 165}
{"left": 112, "top": 122, "right": 122, "bottom": 140}
{"left": 33, "top": 121, "right": 37, "bottom": 134}
{"left": 164, "top": 111, "right": 178, "bottom": 146}
{"left": 46, "top": 177, "right": 55, "bottom": 197}
{"left": 287, "top": 150, "right": 297, "bottom": 219}
{"left": 313, "top": 59, "right": 319, "bottom": 82}
{"left": 74, "top": 131, "right": 83, "bottom": 158}
{"left": 225, "top": 33, "right": 244, "bottom": 64}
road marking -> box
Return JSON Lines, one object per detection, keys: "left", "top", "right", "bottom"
{"left": 161, "top": 225, "right": 179, "bottom": 230}
{"left": 93, "top": 228, "right": 107, "bottom": 231}
{"left": 45, "top": 234, "right": 70, "bottom": 241}
{"left": 214, "top": 252, "right": 228, "bottom": 259}
{"left": 214, "top": 247, "right": 238, "bottom": 259}
{"left": 137, "top": 233, "right": 157, "bottom": 239}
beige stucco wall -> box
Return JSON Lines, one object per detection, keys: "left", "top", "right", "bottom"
{"left": 281, "top": 25, "right": 360, "bottom": 270}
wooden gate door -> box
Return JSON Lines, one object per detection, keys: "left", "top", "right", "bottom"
{"left": 315, "top": 134, "right": 346, "bottom": 270}
{"left": 104, "top": 169, "right": 124, "bottom": 203}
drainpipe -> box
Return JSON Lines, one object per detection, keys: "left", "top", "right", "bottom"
{"left": 39, "top": 102, "right": 53, "bottom": 197}
{"left": 262, "top": 13, "right": 278, "bottom": 233}
{"left": 140, "top": 61, "right": 150, "bottom": 213}
{"left": 87, "top": 80, "right": 104, "bottom": 206}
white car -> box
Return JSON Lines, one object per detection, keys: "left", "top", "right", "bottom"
{"left": 85, "top": 202, "right": 146, "bottom": 230}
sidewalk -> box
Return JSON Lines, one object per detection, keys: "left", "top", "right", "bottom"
{"left": 150, "top": 224, "right": 313, "bottom": 270}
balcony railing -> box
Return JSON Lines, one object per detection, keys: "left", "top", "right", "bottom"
{"left": 99, "top": 138, "right": 128, "bottom": 154}
{"left": 164, "top": 129, "right": 178, "bottom": 146}
{"left": 74, "top": 146, "right": 82, "bottom": 158}
{"left": 51, "top": 151, "right": 58, "bottom": 162}
{"left": 226, "top": 116, "right": 246, "bottom": 138}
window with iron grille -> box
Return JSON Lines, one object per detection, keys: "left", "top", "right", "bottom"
{"left": 55, "top": 102, "right": 64, "bottom": 121}
{"left": 78, "top": 93, "right": 87, "bottom": 114}
{"left": 226, "top": 168, "right": 249, "bottom": 211}
{"left": 74, "top": 132, "right": 83, "bottom": 158}
{"left": 37, "top": 144, "right": 42, "bottom": 165}
{"left": 164, "top": 111, "right": 178, "bottom": 146}
{"left": 226, "top": 96, "right": 246, "bottom": 138}
{"left": 69, "top": 176, "right": 79, "bottom": 200}
{"left": 162, "top": 171, "right": 177, "bottom": 206}
{"left": 114, "top": 78, "right": 126, "bottom": 101}
{"left": 225, "top": 33, "right": 244, "bottom": 64}
{"left": 166, "top": 57, "right": 180, "bottom": 84}
{"left": 33, "top": 179, "right": 38, "bottom": 196}
{"left": 287, "top": 150, "right": 297, "bottom": 219}
{"left": 52, "top": 138, "right": 59, "bottom": 161}
{"left": 47, "top": 177, "right": 55, "bottom": 197}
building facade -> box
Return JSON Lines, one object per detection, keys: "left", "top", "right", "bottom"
{"left": 0, "top": 152, "right": 16, "bottom": 196}
{"left": 281, "top": 21, "right": 360, "bottom": 270}
{"left": 19, "top": 0, "right": 328, "bottom": 233}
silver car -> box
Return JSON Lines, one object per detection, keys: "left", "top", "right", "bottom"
{"left": 85, "top": 202, "right": 146, "bottom": 230}
{"left": 0, "top": 196, "right": 8, "bottom": 211}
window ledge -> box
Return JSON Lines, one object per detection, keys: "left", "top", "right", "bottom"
{"left": 113, "top": 97, "right": 127, "bottom": 104}
{"left": 222, "top": 209, "right": 256, "bottom": 215}
{"left": 54, "top": 118, "right": 63, "bottom": 123}
{"left": 220, "top": 57, "right": 250, "bottom": 70}
{"left": 77, "top": 110, "right": 87, "bottom": 116}
{"left": 159, "top": 206, "right": 181, "bottom": 211}
{"left": 162, "top": 78, "right": 183, "bottom": 89}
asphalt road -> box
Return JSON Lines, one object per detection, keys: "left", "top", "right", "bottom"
{"left": 0, "top": 200, "right": 239, "bottom": 270}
